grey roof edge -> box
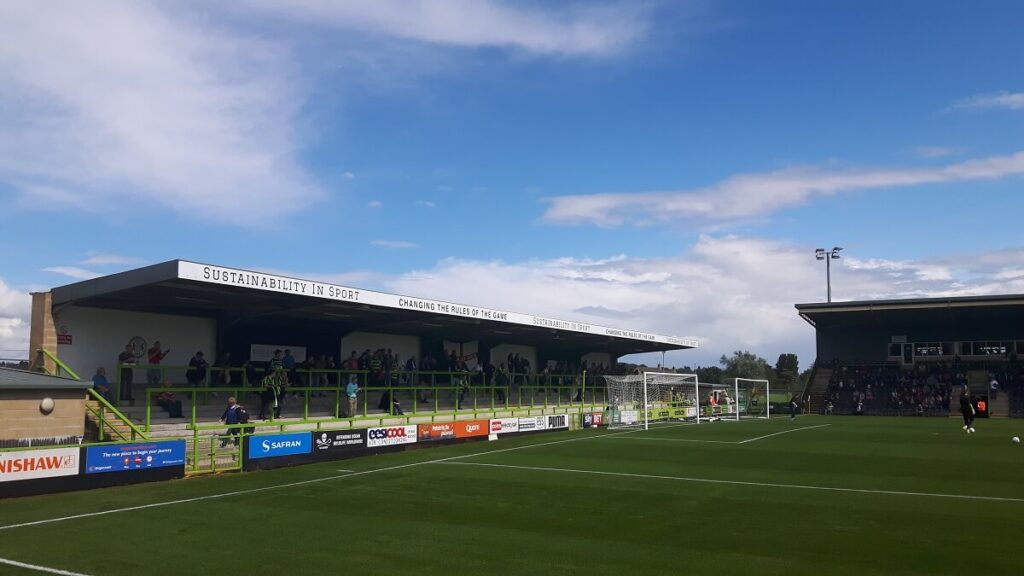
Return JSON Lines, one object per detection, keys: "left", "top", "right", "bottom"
{"left": 0, "top": 368, "right": 92, "bottom": 389}
{"left": 50, "top": 260, "right": 181, "bottom": 305}
{"left": 795, "top": 293, "right": 1024, "bottom": 313}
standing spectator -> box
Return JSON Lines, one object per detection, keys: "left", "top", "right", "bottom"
{"left": 117, "top": 344, "right": 136, "bottom": 403}
{"left": 990, "top": 375, "right": 1000, "bottom": 401}
{"left": 313, "top": 353, "right": 327, "bottom": 390}
{"left": 92, "top": 367, "right": 114, "bottom": 403}
{"left": 283, "top": 349, "right": 296, "bottom": 391}
{"left": 268, "top": 349, "right": 284, "bottom": 372}
{"left": 146, "top": 341, "right": 170, "bottom": 385}
{"left": 345, "top": 351, "right": 359, "bottom": 371}
{"left": 244, "top": 361, "right": 258, "bottom": 388}
{"left": 186, "top": 351, "right": 209, "bottom": 391}
{"left": 215, "top": 352, "right": 233, "bottom": 390}
{"left": 345, "top": 375, "right": 359, "bottom": 418}
{"left": 260, "top": 367, "right": 287, "bottom": 420}
{"left": 219, "top": 396, "right": 242, "bottom": 447}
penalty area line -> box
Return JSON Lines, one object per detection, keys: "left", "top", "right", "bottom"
{"left": 434, "top": 461, "right": 1024, "bottom": 504}
{"left": 0, "top": 557, "right": 92, "bottom": 576}
{"left": 738, "top": 424, "right": 831, "bottom": 444}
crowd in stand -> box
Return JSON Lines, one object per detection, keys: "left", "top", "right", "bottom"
{"left": 96, "top": 339, "right": 617, "bottom": 420}
{"left": 825, "top": 360, "right": 1024, "bottom": 417}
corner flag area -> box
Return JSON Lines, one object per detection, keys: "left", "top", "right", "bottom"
{"left": 2, "top": 416, "right": 1023, "bottom": 575}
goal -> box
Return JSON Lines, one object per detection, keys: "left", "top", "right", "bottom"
{"left": 603, "top": 373, "right": 773, "bottom": 429}
{"left": 604, "top": 372, "right": 699, "bottom": 430}
{"left": 733, "top": 378, "right": 771, "bottom": 419}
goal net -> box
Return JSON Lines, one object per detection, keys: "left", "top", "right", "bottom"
{"left": 602, "top": 374, "right": 773, "bottom": 429}
{"left": 604, "top": 372, "right": 699, "bottom": 430}
{"left": 733, "top": 378, "right": 771, "bottom": 419}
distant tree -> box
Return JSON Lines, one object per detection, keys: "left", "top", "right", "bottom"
{"left": 719, "top": 350, "right": 773, "bottom": 381}
{"left": 775, "top": 353, "right": 799, "bottom": 389}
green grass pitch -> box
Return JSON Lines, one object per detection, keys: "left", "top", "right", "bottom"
{"left": 1, "top": 416, "right": 1022, "bottom": 575}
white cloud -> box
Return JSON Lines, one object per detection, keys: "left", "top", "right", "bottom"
{"left": 371, "top": 240, "right": 419, "bottom": 249}
{"left": 542, "top": 151, "right": 1024, "bottom": 226}
{"left": 416, "top": 200, "right": 437, "bottom": 208}
{"left": 0, "top": 278, "right": 30, "bottom": 359}
{"left": 80, "top": 253, "right": 146, "bottom": 267}
{"left": 435, "top": 185, "right": 455, "bottom": 192}
{"left": 368, "top": 200, "right": 383, "bottom": 208}
{"left": 954, "top": 91, "right": 1024, "bottom": 111}
{"left": 376, "top": 236, "right": 1024, "bottom": 367}
{"left": 42, "top": 267, "right": 101, "bottom": 281}
{"left": 241, "top": 0, "right": 651, "bottom": 57}
{"left": 343, "top": 172, "right": 356, "bottom": 180}
{"left": 0, "top": 2, "right": 320, "bottom": 225}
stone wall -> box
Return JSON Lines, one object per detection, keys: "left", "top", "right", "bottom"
{"left": 0, "top": 388, "right": 85, "bottom": 442}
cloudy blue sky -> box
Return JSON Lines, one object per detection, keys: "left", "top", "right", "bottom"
{"left": 1, "top": 0, "right": 1023, "bottom": 369}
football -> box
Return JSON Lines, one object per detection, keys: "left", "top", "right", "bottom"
{"left": 39, "top": 397, "right": 55, "bottom": 415}
{"left": 1013, "top": 436, "right": 1020, "bottom": 444}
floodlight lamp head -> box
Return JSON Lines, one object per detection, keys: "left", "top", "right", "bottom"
{"left": 815, "top": 248, "right": 826, "bottom": 260}
{"left": 831, "top": 247, "right": 843, "bottom": 259}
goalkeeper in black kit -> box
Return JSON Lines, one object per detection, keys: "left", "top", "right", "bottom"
{"left": 959, "top": 386, "right": 975, "bottom": 434}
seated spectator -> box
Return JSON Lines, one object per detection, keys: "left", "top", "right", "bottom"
{"left": 91, "top": 367, "right": 115, "bottom": 404}
{"left": 156, "top": 381, "right": 184, "bottom": 418}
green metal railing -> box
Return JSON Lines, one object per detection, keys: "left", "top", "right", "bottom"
{"left": 142, "top": 381, "right": 607, "bottom": 433}
{"left": 37, "top": 348, "right": 80, "bottom": 380}
{"left": 85, "top": 388, "right": 148, "bottom": 441}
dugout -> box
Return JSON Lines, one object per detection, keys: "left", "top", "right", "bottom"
{"left": 32, "top": 260, "right": 696, "bottom": 381}
{"left": 796, "top": 294, "right": 1024, "bottom": 366}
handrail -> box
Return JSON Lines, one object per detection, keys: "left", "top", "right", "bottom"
{"left": 87, "top": 388, "right": 147, "bottom": 440}
{"left": 39, "top": 348, "right": 80, "bottom": 380}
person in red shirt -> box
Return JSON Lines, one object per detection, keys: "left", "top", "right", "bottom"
{"left": 146, "top": 341, "right": 170, "bottom": 385}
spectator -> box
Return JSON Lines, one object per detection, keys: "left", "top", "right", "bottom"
{"left": 219, "top": 396, "right": 242, "bottom": 447}
{"left": 344, "top": 350, "right": 359, "bottom": 371}
{"left": 215, "top": 352, "right": 233, "bottom": 390}
{"left": 156, "top": 381, "right": 184, "bottom": 418}
{"left": 259, "top": 367, "right": 286, "bottom": 420}
{"left": 345, "top": 375, "right": 359, "bottom": 418}
{"left": 269, "top": 349, "right": 284, "bottom": 372}
{"left": 92, "top": 367, "right": 114, "bottom": 404}
{"left": 186, "top": 351, "right": 209, "bottom": 390}
{"left": 146, "top": 341, "right": 170, "bottom": 385}
{"left": 990, "top": 375, "right": 1000, "bottom": 400}
{"left": 117, "top": 344, "right": 136, "bottom": 403}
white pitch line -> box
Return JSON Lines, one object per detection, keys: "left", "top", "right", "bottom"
{"left": 0, "top": 557, "right": 92, "bottom": 575}
{"left": 737, "top": 424, "right": 831, "bottom": 444}
{"left": 434, "top": 461, "right": 1024, "bottom": 504}
{"left": 0, "top": 427, "right": 651, "bottom": 533}
{"left": 602, "top": 437, "right": 739, "bottom": 444}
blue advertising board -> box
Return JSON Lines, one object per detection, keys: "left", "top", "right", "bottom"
{"left": 248, "top": 432, "right": 312, "bottom": 459}
{"left": 85, "top": 440, "right": 186, "bottom": 474}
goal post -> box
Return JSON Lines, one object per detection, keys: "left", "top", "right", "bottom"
{"left": 603, "top": 372, "right": 700, "bottom": 430}
{"left": 733, "top": 378, "right": 771, "bottom": 419}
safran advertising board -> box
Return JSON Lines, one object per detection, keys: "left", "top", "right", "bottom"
{"left": 85, "top": 441, "right": 186, "bottom": 474}
{"left": 248, "top": 432, "right": 312, "bottom": 459}
{"left": 0, "top": 447, "right": 80, "bottom": 483}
